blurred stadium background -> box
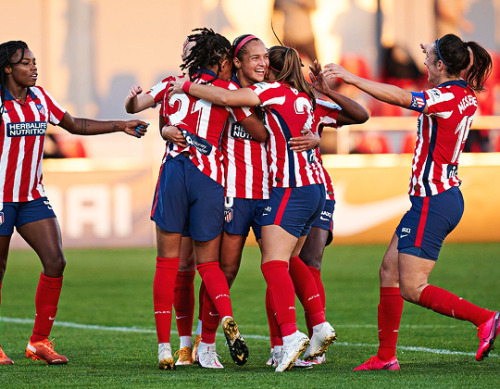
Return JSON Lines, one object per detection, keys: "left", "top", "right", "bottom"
{"left": 2, "top": 0, "right": 499, "bottom": 249}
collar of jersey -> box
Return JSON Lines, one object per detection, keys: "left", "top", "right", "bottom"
{"left": 3, "top": 87, "right": 37, "bottom": 102}
{"left": 231, "top": 73, "right": 242, "bottom": 87}
{"left": 197, "top": 68, "right": 218, "bottom": 79}
{"left": 437, "top": 80, "right": 468, "bottom": 88}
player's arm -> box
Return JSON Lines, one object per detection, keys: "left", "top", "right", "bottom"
{"left": 322, "top": 63, "right": 428, "bottom": 114}
{"left": 169, "top": 78, "right": 261, "bottom": 107}
{"left": 58, "top": 112, "right": 148, "bottom": 138}
{"left": 238, "top": 113, "right": 268, "bottom": 143}
{"left": 125, "top": 85, "right": 155, "bottom": 113}
{"left": 309, "top": 62, "right": 369, "bottom": 126}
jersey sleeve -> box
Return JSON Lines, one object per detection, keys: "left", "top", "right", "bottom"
{"left": 39, "top": 87, "right": 66, "bottom": 125}
{"left": 147, "top": 76, "right": 176, "bottom": 106}
{"left": 423, "top": 87, "right": 454, "bottom": 116}
{"left": 248, "top": 82, "right": 284, "bottom": 107}
{"left": 314, "top": 99, "right": 341, "bottom": 131}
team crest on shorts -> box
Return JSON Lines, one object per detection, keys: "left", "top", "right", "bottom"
{"left": 224, "top": 208, "right": 233, "bottom": 223}
{"left": 0, "top": 212, "right": 4, "bottom": 225}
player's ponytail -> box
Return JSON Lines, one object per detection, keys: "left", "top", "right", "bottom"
{"left": 269, "top": 45, "right": 315, "bottom": 109}
{"left": 434, "top": 34, "right": 491, "bottom": 92}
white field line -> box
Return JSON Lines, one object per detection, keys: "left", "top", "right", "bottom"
{"left": 1, "top": 317, "right": 497, "bottom": 358}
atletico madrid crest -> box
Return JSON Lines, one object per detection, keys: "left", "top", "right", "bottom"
{"left": 0, "top": 212, "right": 4, "bottom": 226}
{"left": 224, "top": 208, "right": 233, "bottom": 223}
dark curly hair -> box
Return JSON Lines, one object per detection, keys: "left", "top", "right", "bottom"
{"left": 180, "top": 28, "right": 232, "bottom": 82}
{"left": 0, "top": 40, "right": 29, "bottom": 126}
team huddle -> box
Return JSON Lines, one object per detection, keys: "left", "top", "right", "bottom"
{"left": 0, "top": 27, "right": 499, "bottom": 373}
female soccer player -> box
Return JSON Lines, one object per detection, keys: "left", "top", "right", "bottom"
{"left": 169, "top": 45, "right": 337, "bottom": 372}
{"left": 0, "top": 40, "right": 148, "bottom": 365}
{"left": 266, "top": 61, "right": 369, "bottom": 367}
{"left": 320, "top": 34, "right": 497, "bottom": 370}
{"left": 149, "top": 28, "right": 255, "bottom": 370}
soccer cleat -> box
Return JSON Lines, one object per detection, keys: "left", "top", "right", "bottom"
{"left": 476, "top": 311, "right": 500, "bottom": 361}
{"left": 174, "top": 346, "right": 193, "bottom": 366}
{"left": 353, "top": 355, "right": 400, "bottom": 371}
{"left": 266, "top": 348, "right": 276, "bottom": 366}
{"left": 158, "top": 343, "right": 175, "bottom": 370}
{"left": 0, "top": 346, "right": 14, "bottom": 365}
{"left": 25, "top": 339, "right": 68, "bottom": 365}
{"left": 275, "top": 331, "right": 310, "bottom": 372}
{"left": 266, "top": 346, "right": 282, "bottom": 367}
{"left": 198, "top": 345, "right": 224, "bottom": 369}
{"left": 293, "top": 358, "right": 313, "bottom": 369}
{"left": 221, "top": 316, "right": 248, "bottom": 366}
{"left": 309, "top": 353, "right": 326, "bottom": 365}
{"left": 192, "top": 334, "right": 201, "bottom": 363}
{"left": 303, "top": 322, "right": 337, "bottom": 360}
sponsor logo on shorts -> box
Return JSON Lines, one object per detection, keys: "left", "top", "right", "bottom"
{"left": 43, "top": 200, "right": 52, "bottom": 210}
{"left": 400, "top": 227, "right": 411, "bottom": 239}
{"left": 319, "top": 210, "right": 332, "bottom": 222}
{"left": 262, "top": 206, "right": 272, "bottom": 217}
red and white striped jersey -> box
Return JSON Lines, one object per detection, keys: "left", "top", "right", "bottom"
{"left": 163, "top": 71, "right": 249, "bottom": 186}
{"left": 312, "top": 99, "right": 341, "bottom": 201}
{"left": 410, "top": 80, "right": 477, "bottom": 197}
{"left": 0, "top": 86, "right": 66, "bottom": 203}
{"left": 147, "top": 75, "right": 175, "bottom": 119}
{"left": 249, "top": 81, "right": 323, "bottom": 188}
{"left": 222, "top": 111, "right": 269, "bottom": 199}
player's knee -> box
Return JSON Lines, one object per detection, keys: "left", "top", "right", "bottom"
{"left": 43, "top": 254, "right": 66, "bottom": 277}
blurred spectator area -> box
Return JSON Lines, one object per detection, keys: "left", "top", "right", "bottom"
{"left": 320, "top": 50, "right": 500, "bottom": 155}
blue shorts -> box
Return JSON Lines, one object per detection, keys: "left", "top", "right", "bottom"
{"left": 224, "top": 197, "right": 266, "bottom": 237}
{"left": 396, "top": 186, "right": 464, "bottom": 261}
{"left": 257, "top": 184, "right": 326, "bottom": 238}
{"left": 0, "top": 197, "right": 56, "bottom": 236}
{"left": 311, "top": 199, "right": 335, "bottom": 246}
{"left": 151, "top": 154, "right": 224, "bottom": 242}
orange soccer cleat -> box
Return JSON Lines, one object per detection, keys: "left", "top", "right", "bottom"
{"left": 26, "top": 339, "right": 68, "bottom": 365}
{"left": 476, "top": 311, "right": 500, "bottom": 361}
{"left": 0, "top": 346, "right": 14, "bottom": 365}
{"left": 354, "top": 355, "right": 400, "bottom": 371}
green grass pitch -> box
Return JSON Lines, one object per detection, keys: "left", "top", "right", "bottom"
{"left": 0, "top": 242, "right": 498, "bottom": 388}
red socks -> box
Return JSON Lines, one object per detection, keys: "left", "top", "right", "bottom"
{"left": 174, "top": 271, "right": 195, "bottom": 337}
{"left": 265, "top": 287, "right": 283, "bottom": 347}
{"left": 201, "top": 293, "right": 219, "bottom": 344}
{"left": 261, "top": 260, "right": 297, "bottom": 337}
{"left": 308, "top": 266, "right": 326, "bottom": 309}
{"left": 153, "top": 257, "right": 179, "bottom": 343}
{"left": 419, "top": 285, "right": 493, "bottom": 327}
{"left": 196, "top": 262, "right": 232, "bottom": 318}
{"left": 376, "top": 287, "right": 404, "bottom": 361}
{"left": 31, "top": 273, "right": 63, "bottom": 343}
{"left": 289, "top": 256, "right": 325, "bottom": 328}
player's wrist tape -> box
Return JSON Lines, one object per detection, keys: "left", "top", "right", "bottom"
{"left": 182, "top": 81, "right": 192, "bottom": 94}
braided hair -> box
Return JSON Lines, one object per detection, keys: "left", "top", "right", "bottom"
{"left": 0, "top": 41, "right": 29, "bottom": 126}
{"left": 180, "top": 28, "right": 232, "bottom": 82}
{"left": 434, "top": 34, "right": 492, "bottom": 92}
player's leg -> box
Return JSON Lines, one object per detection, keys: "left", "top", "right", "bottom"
{"left": 17, "top": 216, "right": 67, "bottom": 365}
{"left": 354, "top": 233, "right": 402, "bottom": 371}
{"left": 0, "top": 234, "right": 14, "bottom": 365}
{"left": 155, "top": 228, "right": 182, "bottom": 370}
{"left": 174, "top": 236, "right": 196, "bottom": 366}
{"left": 220, "top": 231, "right": 246, "bottom": 288}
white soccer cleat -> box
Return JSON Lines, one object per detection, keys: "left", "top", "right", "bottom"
{"left": 309, "top": 353, "right": 326, "bottom": 365}
{"left": 304, "top": 322, "right": 337, "bottom": 360}
{"left": 266, "top": 346, "right": 282, "bottom": 367}
{"left": 275, "top": 331, "right": 310, "bottom": 372}
{"left": 197, "top": 342, "right": 224, "bottom": 369}
{"left": 158, "top": 343, "right": 175, "bottom": 370}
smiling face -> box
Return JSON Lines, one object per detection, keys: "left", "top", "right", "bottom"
{"left": 234, "top": 39, "right": 269, "bottom": 87}
{"left": 5, "top": 48, "right": 37, "bottom": 89}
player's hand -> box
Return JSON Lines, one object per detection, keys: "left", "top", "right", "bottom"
{"left": 127, "top": 85, "right": 143, "bottom": 99}
{"left": 124, "top": 121, "right": 148, "bottom": 138}
{"left": 289, "top": 129, "right": 320, "bottom": 152}
{"left": 322, "top": 63, "right": 355, "bottom": 85}
{"left": 161, "top": 125, "right": 187, "bottom": 147}
{"left": 167, "top": 76, "right": 186, "bottom": 99}
{"left": 309, "top": 60, "right": 331, "bottom": 95}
